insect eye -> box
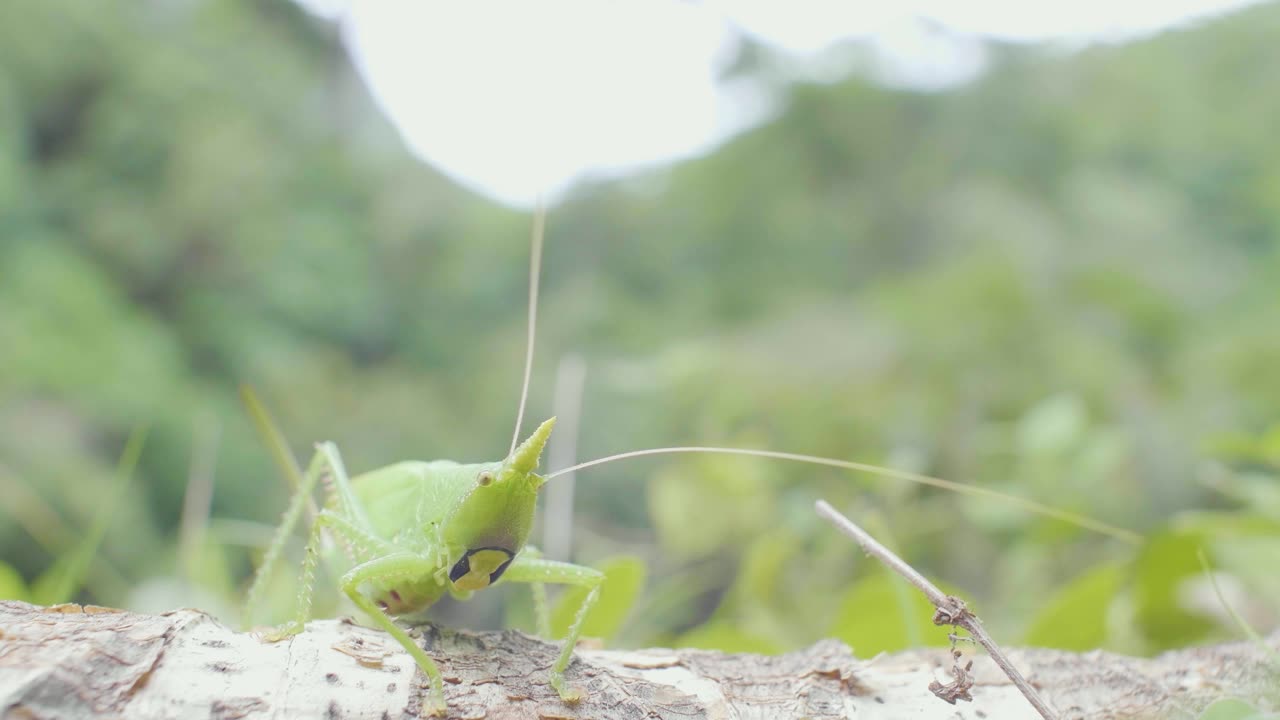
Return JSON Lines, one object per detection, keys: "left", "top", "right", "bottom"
{"left": 476, "top": 471, "right": 495, "bottom": 486}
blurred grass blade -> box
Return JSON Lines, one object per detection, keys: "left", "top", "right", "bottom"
{"left": 33, "top": 426, "right": 148, "bottom": 605}
{"left": 240, "top": 386, "right": 311, "bottom": 511}
{"left": 0, "top": 462, "right": 131, "bottom": 601}
{"left": 0, "top": 561, "right": 30, "bottom": 602}
{"left": 0, "top": 461, "right": 76, "bottom": 555}
{"left": 179, "top": 414, "right": 221, "bottom": 586}
{"left": 1196, "top": 547, "right": 1279, "bottom": 668}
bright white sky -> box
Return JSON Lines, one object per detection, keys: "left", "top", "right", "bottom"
{"left": 302, "top": 0, "right": 1262, "bottom": 206}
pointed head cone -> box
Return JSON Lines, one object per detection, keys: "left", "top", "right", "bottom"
{"left": 504, "top": 417, "right": 556, "bottom": 484}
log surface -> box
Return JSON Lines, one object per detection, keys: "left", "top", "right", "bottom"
{"left": 0, "top": 601, "right": 1276, "bottom": 719}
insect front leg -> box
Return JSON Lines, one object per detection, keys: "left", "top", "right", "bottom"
{"left": 339, "top": 553, "right": 450, "bottom": 716}
{"left": 500, "top": 555, "right": 604, "bottom": 702}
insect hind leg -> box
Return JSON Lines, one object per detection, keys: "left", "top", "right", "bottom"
{"left": 243, "top": 447, "right": 331, "bottom": 628}
{"left": 262, "top": 509, "right": 397, "bottom": 640}
{"left": 315, "top": 441, "right": 374, "bottom": 532}
{"left": 243, "top": 443, "right": 385, "bottom": 629}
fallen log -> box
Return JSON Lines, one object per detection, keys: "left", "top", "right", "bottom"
{"left": 0, "top": 601, "right": 1275, "bottom": 719}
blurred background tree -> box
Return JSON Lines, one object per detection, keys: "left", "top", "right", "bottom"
{"left": 1, "top": 0, "right": 1277, "bottom": 662}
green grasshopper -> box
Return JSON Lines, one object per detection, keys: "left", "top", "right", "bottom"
{"left": 242, "top": 208, "right": 1138, "bottom": 716}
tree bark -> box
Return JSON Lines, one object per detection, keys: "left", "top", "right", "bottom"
{"left": 0, "top": 601, "right": 1276, "bottom": 719}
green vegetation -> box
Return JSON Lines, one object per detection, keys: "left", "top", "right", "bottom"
{"left": 1, "top": 0, "right": 1277, "bottom": 668}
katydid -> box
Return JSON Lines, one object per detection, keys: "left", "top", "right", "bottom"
{"left": 242, "top": 210, "right": 600, "bottom": 715}
{"left": 243, "top": 206, "right": 1139, "bottom": 716}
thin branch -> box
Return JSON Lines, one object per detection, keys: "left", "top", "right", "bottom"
{"left": 815, "top": 499, "right": 1058, "bottom": 720}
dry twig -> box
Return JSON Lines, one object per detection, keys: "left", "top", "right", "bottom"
{"left": 815, "top": 499, "right": 1059, "bottom": 720}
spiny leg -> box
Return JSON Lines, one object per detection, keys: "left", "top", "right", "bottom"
{"left": 316, "top": 442, "right": 394, "bottom": 565}
{"left": 531, "top": 582, "right": 551, "bottom": 639}
{"left": 243, "top": 448, "right": 330, "bottom": 628}
{"left": 501, "top": 555, "right": 604, "bottom": 701}
{"left": 244, "top": 443, "right": 385, "bottom": 629}
{"left": 264, "top": 509, "right": 397, "bottom": 640}
{"left": 316, "top": 441, "right": 373, "bottom": 532}
{"left": 339, "top": 553, "right": 450, "bottom": 716}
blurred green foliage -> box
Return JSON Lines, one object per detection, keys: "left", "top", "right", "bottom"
{"left": 549, "top": 555, "right": 645, "bottom": 642}
{"left": 1, "top": 0, "right": 1278, "bottom": 670}
{"left": 1197, "top": 698, "right": 1280, "bottom": 720}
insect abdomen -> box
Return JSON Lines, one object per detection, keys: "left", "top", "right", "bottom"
{"left": 372, "top": 575, "right": 446, "bottom": 616}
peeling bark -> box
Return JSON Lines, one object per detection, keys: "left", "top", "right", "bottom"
{"left": 0, "top": 601, "right": 1276, "bottom": 719}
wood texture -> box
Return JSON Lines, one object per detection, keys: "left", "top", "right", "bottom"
{"left": 1, "top": 601, "right": 1276, "bottom": 719}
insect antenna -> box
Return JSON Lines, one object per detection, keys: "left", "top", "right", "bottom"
{"left": 545, "top": 445, "right": 1142, "bottom": 544}
{"left": 509, "top": 201, "right": 548, "bottom": 456}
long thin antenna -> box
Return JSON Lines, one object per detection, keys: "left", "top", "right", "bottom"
{"left": 545, "top": 446, "right": 1142, "bottom": 544}
{"left": 509, "top": 202, "right": 547, "bottom": 456}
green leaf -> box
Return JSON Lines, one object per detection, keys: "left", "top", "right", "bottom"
{"left": 647, "top": 455, "right": 773, "bottom": 560}
{"left": 1259, "top": 424, "right": 1280, "bottom": 466}
{"left": 550, "top": 555, "right": 645, "bottom": 643}
{"left": 1017, "top": 393, "right": 1086, "bottom": 455}
{"left": 674, "top": 619, "right": 780, "bottom": 654}
{"left": 1135, "top": 530, "right": 1216, "bottom": 650}
{"left": 829, "top": 571, "right": 949, "bottom": 655}
{"left": 1025, "top": 562, "right": 1125, "bottom": 650}
{"left": 1208, "top": 424, "right": 1280, "bottom": 468}
{"left": 1196, "top": 698, "right": 1267, "bottom": 720}
{"left": 1210, "top": 537, "right": 1280, "bottom": 601}
{"left": 1175, "top": 512, "right": 1280, "bottom": 536}
{"left": 735, "top": 529, "right": 801, "bottom": 609}
{"left": 0, "top": 562, "right": 29, "bottom": 602}
{"left": 1213, "top": 473, "right": 1280, "bottom": 520}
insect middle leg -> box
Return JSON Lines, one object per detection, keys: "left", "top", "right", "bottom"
{"left": 500, "top": 555, "right": 605, "bottom": 701}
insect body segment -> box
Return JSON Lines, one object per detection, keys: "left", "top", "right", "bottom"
{"left": 244, "top": 416, "right": 602, "bottom": 715}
